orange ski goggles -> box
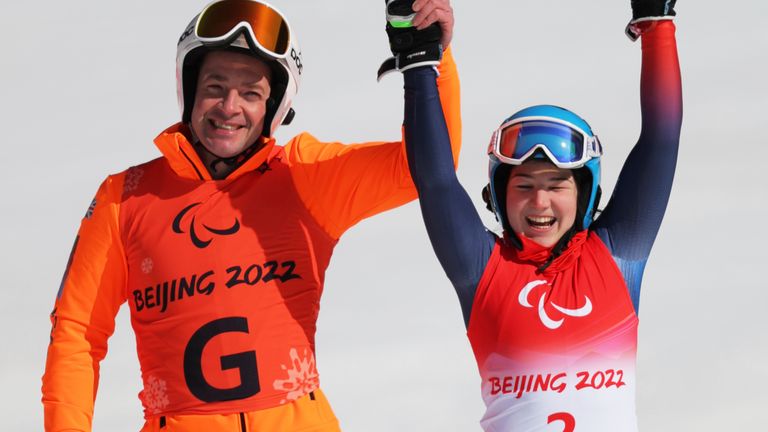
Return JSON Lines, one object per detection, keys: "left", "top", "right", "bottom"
{"left": 196, "top": 0, "right": 291, "bottom": 58}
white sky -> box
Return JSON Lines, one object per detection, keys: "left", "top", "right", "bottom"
{"left": 2, "top": 1, "right": 767, "bottom": 431}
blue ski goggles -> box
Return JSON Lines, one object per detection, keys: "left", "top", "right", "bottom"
{"left": 489, "top": 117, "right": 602, "bottom": 169}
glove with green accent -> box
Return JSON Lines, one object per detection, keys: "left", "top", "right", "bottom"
{"left": 378, "top": 0, "right": 442, "bottom": 81}
{"left": 626, "top": 0, "right": 677, "bottom": 41}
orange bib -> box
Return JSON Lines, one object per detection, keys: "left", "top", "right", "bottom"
{"left": 121, "top": 146, "right": 336, "bottom": 416}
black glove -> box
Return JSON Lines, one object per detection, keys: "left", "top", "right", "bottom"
{"left": 625, "top": 0, "right": 677, "bottom": 41}
{"left": 377, "top": 0, "right": 443, "bottom": 81}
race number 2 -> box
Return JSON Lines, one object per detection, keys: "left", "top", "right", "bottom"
{"left": 548, "top": 412, "right": 576, "bottom": 432}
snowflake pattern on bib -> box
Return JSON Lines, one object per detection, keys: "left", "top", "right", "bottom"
{"left": 273, "top": 348, "right": 319, "bottom": 404}
{"left": 140, "top": 375, "right": 170, "bottom": 414}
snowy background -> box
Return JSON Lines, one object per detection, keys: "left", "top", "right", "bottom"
{"left": 2, "top": 1, "right": 767, "bottom": 431}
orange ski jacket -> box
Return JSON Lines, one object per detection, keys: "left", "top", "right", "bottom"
{"left": 42, "top": 49, "right": 461, "bottom": 431}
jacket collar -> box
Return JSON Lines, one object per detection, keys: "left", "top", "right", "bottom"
{"left": 513, "top": 231, "right": 589, "bottom": 275}
{"left": 153, "top": 122, "right": 277, "bottom": 181}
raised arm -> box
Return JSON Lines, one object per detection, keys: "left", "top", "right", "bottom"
{"left": 593, "top": 11, "right": 683, "bottom": 310}
{"left": 287, "top": 1, "right": 461, "bottom": 241}
{"left": 287, "top": 46, "right": 460, "bottom": 240}
{"left": 404, "top": 67, "right": 495, "bottom": 325}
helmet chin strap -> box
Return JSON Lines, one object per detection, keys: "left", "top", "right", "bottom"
{"left": 199, "top": 141, "right": 260, "bottom": 178}
{"left": 535, "top": 225, "right": 578, "bottom": 274}
{"left": 188, "top": 124, "right": 264, "bottom": 179}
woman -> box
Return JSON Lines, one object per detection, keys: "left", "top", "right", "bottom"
{"left": 401, "top": 1, "right": 682, "bottom": 430}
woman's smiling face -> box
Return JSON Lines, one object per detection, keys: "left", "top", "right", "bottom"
{"left": 505, "top": 160, "right": 578, "bottom": 247}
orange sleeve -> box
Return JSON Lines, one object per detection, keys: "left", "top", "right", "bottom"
{"left": 438, "top": 47, "right": 462, "bottom": 168}
{"left": 288, "top": 47, "right": 461, "bottom": 240}
{"left": 42, "top": 174, "right": 128, "bottom": 432}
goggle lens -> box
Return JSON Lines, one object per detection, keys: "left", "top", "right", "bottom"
{"left": 197, "top": 0, "right": 290, "bottom": 56}
{"left": 498, "top": 121, "right": 585, "bottom": 164}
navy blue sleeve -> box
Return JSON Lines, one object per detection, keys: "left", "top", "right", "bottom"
{"left": 403, "top": 67, "right": 495, "bottom": 326}
{"left": 592, "top": 22, "right": 683, "bottom": 313}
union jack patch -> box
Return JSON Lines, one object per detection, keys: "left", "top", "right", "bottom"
{"left": 85, "top": 198, "right": 97, "bottom": 219}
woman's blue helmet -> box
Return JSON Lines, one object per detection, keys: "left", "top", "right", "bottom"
{"left": 486, "top": 105, "right": 603, "bottom": 236}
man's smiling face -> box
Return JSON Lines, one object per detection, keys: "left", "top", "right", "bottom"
{"left": 190, "top": 50, "right": 272, "bottom": 159}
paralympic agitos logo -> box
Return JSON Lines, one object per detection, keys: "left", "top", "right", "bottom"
{"left": 519, "top": 280, "right": 593, "bottom": 330}
{"left": 172, "top": 202, "right": 241, "bottom": 248}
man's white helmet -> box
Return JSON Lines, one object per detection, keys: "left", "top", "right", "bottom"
{"left": 176, "top": 0, "right": 302, "bottom": 137}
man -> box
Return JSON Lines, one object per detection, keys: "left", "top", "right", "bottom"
{"left": 42, "top": 0, "right": 459, "bottom": 430}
